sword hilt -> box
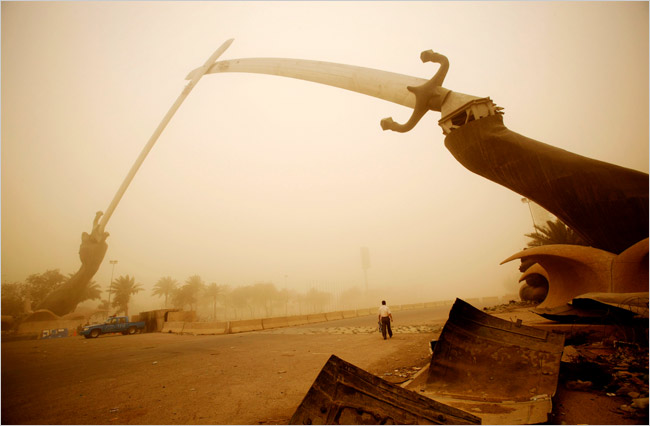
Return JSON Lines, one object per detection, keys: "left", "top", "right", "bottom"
{"left": 380, "top": 50, "right": 451, "bottom": 133}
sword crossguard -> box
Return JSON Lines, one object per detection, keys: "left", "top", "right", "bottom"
{"left": 380, "top": 50, "right": 451, "bottom": 133}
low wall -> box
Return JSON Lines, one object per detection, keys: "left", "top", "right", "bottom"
{"left": 161, "top": 321, "right": 185, "bottom": 334}
{"left": 262, "top": 317, "right": 290, "bottom": 330}
{"left": 158, "top": 296, "right": 508, "bottom": 336}
{"left": 412, "top": 303, "right": 425, "bottom": 309}
{"left": 229, "top": 319, "right": 264, "bottom": 333}
{"left": 307, "top": 313, "right": 327, "bottom": 324}
{"left": 325, "top": 311, "right": 344, "bottom": 321}
{"left": 183, "top": 321, "right": 229, "bottom": 335}
{"left": 286, "top": 315, "right": 309, "bottom": 326}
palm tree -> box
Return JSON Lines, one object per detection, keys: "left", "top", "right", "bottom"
{"left": 152, "top": 276, "right": 178, "bottom": 307}
{"left": 525, "top": 218, "right": 589, "bottom": 247}
{"left": 171, "top": 286, "right": 192, "bottom": 310}
{"left": 304, "top": 288, "right": 331, "bottom": 313}
{"left": 172, "top": 275, "right": 205, "bottom": 311}
{"left": 204, "top": 283, "right": 225, "bottom": 320}
{"left": 109, "top": 275, "right": 143, "bottom": 316}
{"left": 229, "top": 285, "right": 254, "bottom": 319}
{"left": 81, "top": 280, "right": 102, "bottom": 302}
{"left": 66, "top": 274, "right": 102, "bottom": 303}
{"left": 277, "top": 288, "right": 290, "bottom": 316}
{"left": 251, "top": 282, "right": 279, "bottom": 317}
{"left": 185, "top": 275, "right": 205, "bottom": 311}
{"left": 24, "top": 269, "right": 67, "bottom": 308}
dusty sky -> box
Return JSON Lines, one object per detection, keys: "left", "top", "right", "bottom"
{"left": 2, "top": 1, "right": 648, "bottom": 310}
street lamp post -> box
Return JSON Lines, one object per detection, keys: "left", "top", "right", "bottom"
{"left": 108, "top": 260, "right": 118, "bottom": 314}
{"left": 521, "top": 198, "right": 539, "bottom": 235}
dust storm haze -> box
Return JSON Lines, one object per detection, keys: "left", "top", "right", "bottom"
{"left": 1, "top": 2, "right": 648, "bottom": 314}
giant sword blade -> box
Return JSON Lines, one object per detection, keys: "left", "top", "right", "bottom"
{"left": 185, "top": 50, "right": 483, "bottom": 133}
{"left": 97, "top": 38, "right": 235, "bottom": 232}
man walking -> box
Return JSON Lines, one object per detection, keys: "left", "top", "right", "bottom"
{"left": 378, "top": 300, "right": 393, "bottom": 340}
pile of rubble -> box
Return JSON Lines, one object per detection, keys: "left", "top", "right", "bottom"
{"left": 382, "top": 366, "right": 424, "bottom": 382}
{"left": 275, "top": 324, "right": 443, "bottom": 335}
{"left": 482, "top": 300, "right": 538, "bottom": 314}
{"left": 561, "top": 339, "right": 649, "bottom": 421}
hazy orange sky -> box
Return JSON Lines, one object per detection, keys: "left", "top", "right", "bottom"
{"left": 2, "top": 1, "right": 648, "bottom": 311}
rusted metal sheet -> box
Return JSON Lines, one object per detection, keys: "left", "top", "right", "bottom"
{"left": 290, "top": 355, "right": 480, "bottom": 425}
{"left": 422, "top": 299, "right": 565, "bottom": 424}
{"left": 573, "top": 292, "right": 649, "bottom": 318}
{"left": 535, "top": 292, "right": 649, "bottom": 323}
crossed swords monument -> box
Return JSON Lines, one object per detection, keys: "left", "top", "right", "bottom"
{"left": 39, "top": 39, "right": 648, "bottom": 317}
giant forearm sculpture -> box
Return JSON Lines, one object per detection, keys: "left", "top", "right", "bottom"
{"left": 37, "top": 212, "right": 109, "bottom": 316}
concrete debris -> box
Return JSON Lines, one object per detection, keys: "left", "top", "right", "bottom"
{"left": 482, "top": 300, "right": 538, "bottom": 314}
{"left": 315, "top": 325, "right": 442, "bottom": 335}
{"left": 560, "top": 340, "right": 648, "bottom": 420}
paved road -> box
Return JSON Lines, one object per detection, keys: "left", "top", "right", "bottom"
{"left": 1, "top": 306, "right": 451, "bottom": 425}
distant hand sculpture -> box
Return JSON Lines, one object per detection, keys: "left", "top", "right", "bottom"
{"left": 380, "top": 50, "right": 451, "bottom": 132}
{"left": 38, "top": 212, "right": 109, "bottom": 316}
{"left": 38, "top": 41, "right": 236, "bottom": 317}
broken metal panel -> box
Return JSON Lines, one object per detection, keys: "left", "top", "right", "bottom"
{"left": 572, "top": 292, "right": 649, "bottom": 318}
{"left": 290, "top": 355, "right": 481, "bottom": 425}
{"left": 423, "top": 299, "right": 564, "bottom": 424}
{"left": 534, "top": 292, "right": 649, "bottom": 323}
{"left": 532, "top": 304, "right": 611, "bottom": 323}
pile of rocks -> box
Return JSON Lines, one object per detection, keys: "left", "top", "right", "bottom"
{"left": 317, "top": 325, "right": 443, "bottom": 335}
{"left": 561, "top": 340, "right": 649, "bottom": 420}
{"left": 382, "top": 366, "right": 423, "bottom": 382}
{"left": 606, "top": 342, "right": 649, "bottom": 417}
{"left": 482, "top": 300, "right": 537, "bottom": 314}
